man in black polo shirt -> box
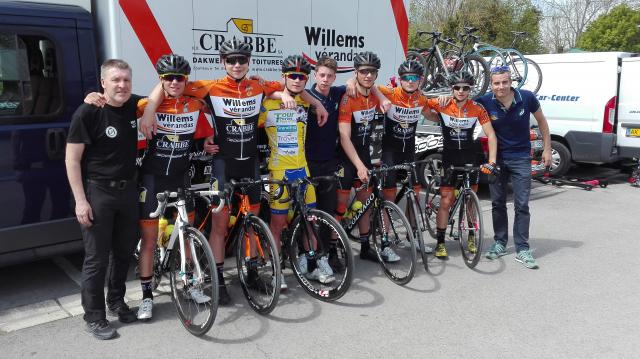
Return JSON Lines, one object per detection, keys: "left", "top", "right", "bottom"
{"left": 66, "top": 59, "right": 141, "bottom": 339}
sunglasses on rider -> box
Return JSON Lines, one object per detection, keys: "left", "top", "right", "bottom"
{"left": 225, "top": 56, "right": 249, "bottom": 65}
{"left": 490, "top": 65, "right": 510, "bottom": 73}
{"left": 285, "top": 72, "right": 308, "bottom": 81}
{"left": 160, "top": 74, "right": 187, "bottom": 82}
{"left": 400, "top": 74, "right": 421, "bottom": 82}
{"left": 357, "top": 68, "right": 378, "bottom": 76}
{"left": 453, "top": 85, "right": 471, "bottom": 91}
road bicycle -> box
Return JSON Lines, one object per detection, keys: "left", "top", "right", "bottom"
{"left": 218, "top": 178, "right": 282, "bottom": 315}
{"left": 273, "top": 176, "right": 354, "bottom": 301}
{"left": 342, "top": 166, "right": 417, "bottom": 285}
{"left": 423, "top": 164, "right": 484, "bottom": 268}
{"left": 407, "top": 30, "right": 490, "bottom": 98}
{"left": 467, "top": 29, "right": 542, "bottom": 94}
{"left": 389, "top": 160, "right": 435, "bottom": 272}
{"left": 143, "top": 184, "right": 225, "bottom": 336}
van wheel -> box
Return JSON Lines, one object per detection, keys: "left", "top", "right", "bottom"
{"left": 417, "top": 153, "right": 443, "bottom": 188}
{"left": 550, "top": 140, "right": 571, "bottom": 176}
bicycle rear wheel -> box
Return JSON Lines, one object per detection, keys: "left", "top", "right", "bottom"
{"left": 405, "top": 192, "right": 429, "bottom": 272}
{"left": 168, "top": 227, "right": 218, "bottom": 336}
{"left": 422, "top": 55, "right": 449, "bottom": 94}
{"left": 423, "top": 178, "right": 441, "bottom": 239}
{"left": 372, "top": 200, "right": 417, "bottom": 285}
{"left": 406, "top": 50, "right": 427, "bottom": 69}
{"left": 461, "top": 53, "right": 490, "bottom": 98}
{"left": 236, "top": 214, "right": 281, "bottom": 314}
{"left": 513, "top": 57, "right": 542, "bottom": 94}
{"left": 287, "top": 209, "right": 354, "bottom": 302}
{"left": 458, "top": 190, "right": 483, "bottom": 268}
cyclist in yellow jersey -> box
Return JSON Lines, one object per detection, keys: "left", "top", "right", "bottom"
{"left": 258, "top": 55, "right": 333, "bottom": 287}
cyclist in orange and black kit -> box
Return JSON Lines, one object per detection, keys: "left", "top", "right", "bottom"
{"left": 140, "top": 39, "right": 327, "bottom": 303}
{"left": 375, "top": 60, "right": 435, "bottom": 254}
{"left": 337, "top": 52, "right": 400, "bottom": 263}
{"left": 424, "top": 71, "right": 497, "bottom": 259}
{"left": 135, "top": 54, "right": 215, "bottom": 320}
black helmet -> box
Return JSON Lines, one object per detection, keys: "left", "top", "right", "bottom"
{"left": 219, "top": 38, "right": 252, "bottom": 57}
{"left": 447, "top": 71, "right": 475, "bottom": 86}
{"left": 353, "top": 51, "right": 381, "bottom": 69}
{"left": 156, "top": 54, "right": 191, "bottom": 75}
{"left": 282, "top": 55, "right": 312, "bottom": 74}
{"left": 398, "top": 60, "right": 424, "bottom": 76}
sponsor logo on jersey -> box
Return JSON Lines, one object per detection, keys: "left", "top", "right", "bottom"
{"left": 156, "top": 110, "right": 200, "bottom": 134}
{"left": 105, "top": 126, "right": 117, "bottom": 138}
{"left": 441, "top": 114, "right": 477, "bottom": 129}
{"left": 210, "top": 94, "right": 262, "bottom": 118}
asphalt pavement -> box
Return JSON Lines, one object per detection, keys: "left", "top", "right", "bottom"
{"left": 1, "top": 165, "right": 638, "bottom": 359}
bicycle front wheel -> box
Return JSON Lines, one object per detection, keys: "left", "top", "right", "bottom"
{"left": 168, "top": 227, "right": 218, "bottom": 336}
{"left": 424, "top": 178, "right": 441, "bottom": 239}
{"left": 236, "top": 214, "right": 281, "bottom": 314}
{"left": 458, "top": 190, "right": 483, "bottom": 269}
{"left": 372, "top": 200, "right": 417, "bottom": 285}
{"left": 287, "top": 209, "right": 354, "bottom": 302}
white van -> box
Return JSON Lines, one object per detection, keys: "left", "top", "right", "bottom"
{"left": 526, "top": 52, "right": 640, "bottom": 175}
{"left": 616, "top": 56, "right": 640, "bottom": 159}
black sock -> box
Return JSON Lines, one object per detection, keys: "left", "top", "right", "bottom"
{"left": 140, "top": 276, "right": 153, "bottom": 300}
{"left": 436, "top": 228, "right": 446, "bottom": 244}
{"left": 307, "top": 255, "right": 317, "bottom": 272}
{"left": 359, "top": 232, "right": 370, "bottom": 247}
{"left": 216, "top": 262, "right": 225, "bottom": 286}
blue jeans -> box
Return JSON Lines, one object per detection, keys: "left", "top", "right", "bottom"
{"left": 489, "top": 157, "right": 531, "bottom": 252}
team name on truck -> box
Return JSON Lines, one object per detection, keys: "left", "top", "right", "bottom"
{"left": 305, "top": 26, "right": 365, "bottom": 48}
{"left": 198, "top": 34, "right": 277, "bottom": 55}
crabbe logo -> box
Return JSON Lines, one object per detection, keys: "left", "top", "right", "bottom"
{"left": 192, "top": 18, "right": 283, "bottom": 73}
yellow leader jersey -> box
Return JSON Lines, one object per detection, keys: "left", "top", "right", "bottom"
{"left": 258, "top": 96, "right": 310, "bottom": 171}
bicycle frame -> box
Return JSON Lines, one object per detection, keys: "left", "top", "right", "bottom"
{"left": 342, "top": 174, "right": 382, "bottom": 235}
{"left": 223, "top": 183, "right": 265, "bottom": 259}
{"left": 442, "top": 168, "right": 476, "bottom": 237}
{"left": 150, "top": 187, "right": 224, "bottom": 288}
{"left": 394, "top": 164, "right": 427, "bottom": 233}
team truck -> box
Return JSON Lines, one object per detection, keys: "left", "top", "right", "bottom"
{"left": 0, "top": 0, "right": 411, "bottom": 266}
{"left": 525, "top": 52, "right": 640, "bottom": 176}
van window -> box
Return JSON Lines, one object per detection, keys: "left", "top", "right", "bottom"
{"left": 0, "top": 33, "right": 61, "bottom": 118}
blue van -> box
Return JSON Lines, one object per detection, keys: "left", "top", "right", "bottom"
{"left": 0, "top": 2, "right": 99, "bottom": 265}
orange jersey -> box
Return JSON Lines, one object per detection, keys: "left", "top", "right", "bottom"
{"left": 378, "top": 86, "right": 428, "bottom": 153}
{"left": 426, "top": 98, "right": 490, "bottom": 150}
{"left": 338, "top": 91, "right": 380, "bottom": 155}
{"left": 136, "top": 96, "right": 213, "bottom": 176}
{"left": 185, "top": 76, "right": 280, "bottom": 160}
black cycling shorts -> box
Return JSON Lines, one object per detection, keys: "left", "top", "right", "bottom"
{"left": 381, "top": 150, "right": 415, "bottom": 189}
{"left": 337, "top": 150, "right": 372, "bottom": 190}
{"left": 139, "top": 172, "right": 193, "bottom": 220}
{"left": 440, "top": 150, "right": 479, "bottom": 188}
{"left": 210, "top": 157, "right": 260, "bottom": 205}
{"left": 308, "top": 158, "right": 338, "bottom": 215}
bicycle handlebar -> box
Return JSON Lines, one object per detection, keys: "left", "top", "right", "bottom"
{"left": 449, "top": 165, "right": 480, "bottom": 172}
{"left": 149, "top": 187, "right": 225, "bottom": 219}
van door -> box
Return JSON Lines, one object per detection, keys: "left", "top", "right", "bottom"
{"left": 0, "top": 3, "right": 96, "bottom": 264}
{"left": 616, "top": 55, "right": 640, "bottom": 158}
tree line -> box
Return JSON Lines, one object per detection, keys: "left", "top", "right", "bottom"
{"left": 409, "top": 0, "right": 640, "bottom": 54}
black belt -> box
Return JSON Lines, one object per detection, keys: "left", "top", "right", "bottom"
{"left": 86, "top": 178, "right": 135, "bottom": 190}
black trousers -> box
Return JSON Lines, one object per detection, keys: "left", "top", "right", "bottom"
{"left": 80, "top": 180, "right": 138, "bottom": 322}
{"left": 308, "top": 158, "right": 338, "bottom": 216}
